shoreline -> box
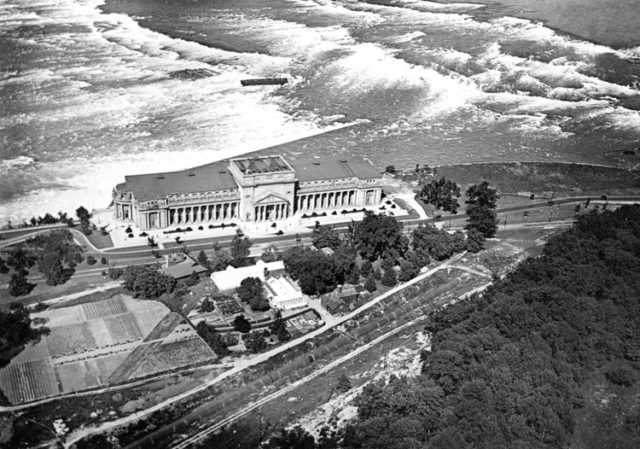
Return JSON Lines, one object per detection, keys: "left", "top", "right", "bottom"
{"left": 446, "top": 0, "right": 640, "bottom": 50}
{"left": 4, "top": 160, "right": 638, "bottom": 231}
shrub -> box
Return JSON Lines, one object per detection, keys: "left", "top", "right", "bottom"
{"left": 233, "top": 315, "right": 251, "bottom": 333}
{"left": 127, "top": 233, "right": 134, "bottom": 238}
{"left": 364, "top": 274, "right": 377, "bottom": 293}
{"left": 381, "top": 268, "right": 397, "bottom": 287}
{"left": 200, "top": 298, "right": 215, "bottom": 313}
{"left": 108, "top": 267, "right": 124, "bottom": 280}
{"left": 125, "top": 226, "right": 132, "bottom": 233}
{"left": 100, "top": 257, "right": 108, "bottom": 265}
{"left": 33, "top": 302, "right": 49, "bottom": 312}
{"left": 86, "top": 255, "right": 97, "bottom": 265}
{"left": 198, "top": 226, "right": 203, "bottom": 231}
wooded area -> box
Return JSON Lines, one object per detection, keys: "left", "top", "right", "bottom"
{"left": 342, "top": 205, "right": 640, "bottom": 449}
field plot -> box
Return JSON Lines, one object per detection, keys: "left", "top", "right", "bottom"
{"left": 82, "top": 295, "right": 128, "bottom": 320}
{"left": 213, "top": 295, "right": 243, "bottom": 316}
{"left": 0, "top": 295, "right": 217, "bottom": 404}
{"left": 0, "top": 360, "right": 59, "bottom": 404}
{"left": 48, "top": 322, "right": 98, "bottom": 357}
{"left": 57, "top": 361, "right": 101, "bottom": 393}
{"left": 287, "top": 311, "right": 323, "bottom": 338}
{"left": 129, "top": 338, "right": 217, "bottom": 380}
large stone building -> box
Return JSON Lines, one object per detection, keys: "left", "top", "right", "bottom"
{"left": 112, "top": 155, "right": 383, "bottom": 230}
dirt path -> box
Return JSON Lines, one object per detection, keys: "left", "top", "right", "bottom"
{"left": 62, "top": 252, "right": 467, "bottom": 448}
{"left": 174, "top": 316, "right": 427, "bottom": 449}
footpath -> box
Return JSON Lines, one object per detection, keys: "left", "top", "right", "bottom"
{"left": 62, "top": 252, "right": 467, "bottom": 447}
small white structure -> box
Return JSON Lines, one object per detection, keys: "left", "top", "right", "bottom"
{"left": 210, "top": 260, "right": 285, "bottom": 291}
{"left": 265, "top": 276, "right": 308, "bottom": 310}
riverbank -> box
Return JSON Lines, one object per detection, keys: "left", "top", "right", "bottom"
{"left": 432, "top": 161, "right": 640, "bottom": 201}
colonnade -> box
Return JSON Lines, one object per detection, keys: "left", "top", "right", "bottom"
{"left": 296, "top": 190, "right": 356, "bottom": 212}
{"left": 254, "top": 203, "right": 288, "bottom": 222}
{"left": 169, "top": 201, "right": 238, "bottom": 225}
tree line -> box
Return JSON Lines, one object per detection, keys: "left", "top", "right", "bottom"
{"left": 340, "top": 205, "right": 640, "bottom": 449}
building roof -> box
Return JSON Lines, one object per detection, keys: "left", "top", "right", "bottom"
{"left": 289, "top": 157, "right": 381, "bottom": 182}
{"left": 115, "top": 155, "right": 381, "bottom": 201}
{"left": 265, "top": 276, "right": 302, "bottom": 298}
{"left": 210, "top": 260, "right": 285, "bottom": 291}
{"left": 231, "top": 156, "right": 293, "bottom": 175}
{"left": 118, "top": 160, "right": 238, "bottom": 201}
{"left": 159, "top": 256, "right": 208, "bottom": 279}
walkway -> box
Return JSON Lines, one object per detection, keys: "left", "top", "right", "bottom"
{"left": 63, "top": 252, "right": 467, "bottom": 447}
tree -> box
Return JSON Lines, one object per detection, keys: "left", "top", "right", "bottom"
{"left": 398, "top": 259, "right": 419, "bottom": 282}
{"left": 233, "top": 315, "right": 252, "bottom": 333}
{"left": 121, "top": 265, "right": 176, "bottom": 299}
{"left": 360, "top": 260, "right": 372, "bottom": 278}
{"left": 147, "top": 236, "right": 158, "bottom": 248}
{"left": 312, "top": 225, "right": 342, "bottom": 250}
{"left": 75, "top": 206, "right": 92, "bottom": 235}
{"left": 244, "top": 331, "right": 267, "bottom": 353}
{"left": 231, "top": 229, "right": 252, "bottom": 267}
{"left": 466, "top": 228, "right": 485, "bottom": 253}
{"left": 282, "top": 246, "right": 354, "bottom": 296}
{"left": 270, "top": 310, "right": 291, "bottom": 342}
{"left": 200, "top": 297, "right": 215, "bottom": 313}
{"left": 100, "top": 256, "right": 108, "bottom": 265}
{"left": 86, "top": 255, "right": 97, "bottom": 265}
{"left": 261, "top": 245, "right": 280, "bottom": 263}
{"left": 465, "top": 181, "right": 499, "bottom": 209}
{"left": 6, "top": 247, "right": 35, "bottom": 273}
{"left": 196, "top": 249, "right": 210, "bottom": 270}
{"left": 195, "top": 321, "right": 230, "bottom": 357}
{"left": 185, "top": 270, "right": 200, "bottom": 287}
{"left": 336, "top": 373, "right": 352, "bottom": 393}
{"left": 237, "top": 277, "right": 269, "bottom": 311}
{"left": 381, "top": 268, "right": 397, "bottom": 287}
{"left": 265, "top": 426, "right": 316, "bottom": 449}
{"left": 38, "top": 252, "right": 65, "bottom": 286}
{"left": 346, "top": 267, "right": 360, "bottom": 285}
{"left": 412, "top": 224, "right": 463, "bottom": 261}
{"left": 0, "top": 258, "right": 9, "bottom": 274}
{"left": 417, "top": 177, "right": 461, "bottom": 213}
{"left": 0, "top": 303, "right": 50, "bottom": 367}
{"left": 466, "top": 204, "right": 498, "bottom": 238}
{"left": 364, "top": 274, "right": 377, "bottom": 293}
{"left": 353, "top": 212, "right": 408, "bottom": 261}
{"left": 210, "top": 248, "right": 232, "bottom": 271}
{"left": 8, "top": 272, "right": 34, "bottom": 297}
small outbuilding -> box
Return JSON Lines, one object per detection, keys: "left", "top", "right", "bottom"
{"left": 159, "top": 255, "right": 208, "bottom": 279}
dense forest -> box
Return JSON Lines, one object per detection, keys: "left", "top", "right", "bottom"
{"left": 342, "top": 205, "right": 640, "bottom": 449}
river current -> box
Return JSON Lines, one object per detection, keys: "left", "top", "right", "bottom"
{"left": 1, "top": 0, "right": 640, "bottom": 222}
